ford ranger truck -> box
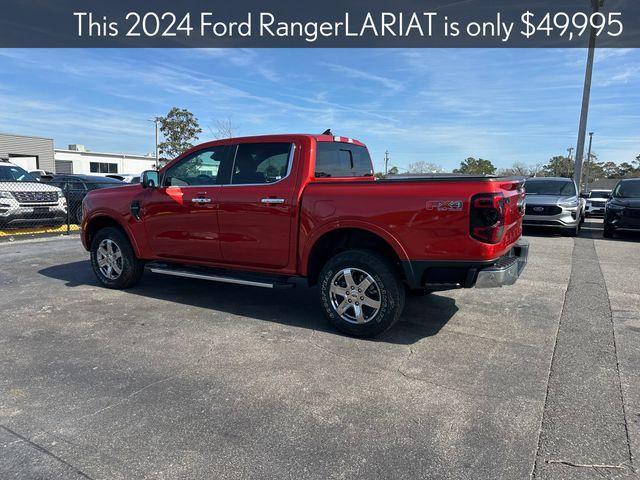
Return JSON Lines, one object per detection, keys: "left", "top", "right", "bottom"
{"left": 81, "top": 134, "right": 528, "bottom": 338}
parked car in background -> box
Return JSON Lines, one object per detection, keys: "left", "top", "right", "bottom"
{"left": 523, "top": 177, "right": 585, "bottom": 236}
{"left": 584, "top": 189, "right": 611, "bottom": 217}
{"left": 106, "top": 173, "right": 141, "bottom": 183}
{"left": 604, "top": 178, "right": 640, "bottom": 238}
{"left": 29, "top": 169, "right": 55, "bottom": 180}
{"left": 0, "top": 161, "right": 67, "bottom": 228}
{"left": 42, "top": 174, "right": 126, "bottom": 224}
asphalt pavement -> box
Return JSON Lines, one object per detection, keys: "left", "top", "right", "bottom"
{"left": 0, "top": 219, "right": 638, "bottom": 479}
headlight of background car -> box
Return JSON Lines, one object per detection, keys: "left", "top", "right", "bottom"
{"left": 606, "top": 203, "right": 624, "bottom": 211}
{"left": 0, "top": 191, "right": 13, "bottom": 199}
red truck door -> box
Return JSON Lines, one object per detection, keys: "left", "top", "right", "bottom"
{"left": 141, "top": 145, "right": 231, "bottom": 262}
{"left": 217, "top": 141, "right": 297, "bottom": 269}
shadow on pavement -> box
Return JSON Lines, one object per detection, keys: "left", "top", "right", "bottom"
{"left": 38, "top": 260, "right": 458, "bottom": 345}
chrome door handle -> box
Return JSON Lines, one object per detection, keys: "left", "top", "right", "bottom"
{"left": 191, "top": 197, "right": 212, "bottom": 204}
{"left": 261, "top": 198, "right": 285, "bottom": 204}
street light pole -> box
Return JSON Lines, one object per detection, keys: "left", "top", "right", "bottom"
{"left": 573, "top": 0, "right": 601, "bottom": 192}
{"left": 584, "top": 132, "right": 594, "bottom": 193}
{"left": 148, "top": 117, "right": 160, "bottom": 170}
{"left": 154, "top": 118, "right": 159, "bottom": 170}
{"left": 384, "top": 150, "right": 389, "bottom": 175}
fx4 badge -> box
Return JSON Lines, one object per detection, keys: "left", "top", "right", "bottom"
{"left": 426, "top": 200, "right": 464, "bottom": 212}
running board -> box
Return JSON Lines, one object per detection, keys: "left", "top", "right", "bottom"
{"left": 147, "top": 265, "right": 294, "bottom": 289}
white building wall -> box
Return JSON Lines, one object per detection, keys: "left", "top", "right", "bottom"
{"left": 54, "top": 149, "right": 157, "bottom": 176}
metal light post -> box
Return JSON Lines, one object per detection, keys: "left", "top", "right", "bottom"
{"left": 148, "top": 117, "right": 160, "bottom": 169}
{"left": 584, "top": 132, "right": 594, "bottom": 193}
{"left": 573, "top": 0, "right": 602, "bottom": 191}
{"left": 384, "top": 150, "right": 390, "bottom": 175}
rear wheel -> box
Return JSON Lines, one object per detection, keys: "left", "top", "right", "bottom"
{"left": 407, "top": 287, "right": 434, "bottom": 297}
{"left": 318, "top": 249, "right": 405, "bottom": 338}
{"left": 90, "top": 227, "right": 144, "bottom": 289}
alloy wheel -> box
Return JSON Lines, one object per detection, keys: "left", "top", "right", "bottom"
{"left": 96, "top": 238, "right": 123, "bottom": 280}
{"left": 329, "top": 268, "right": 381, "bottom": 324}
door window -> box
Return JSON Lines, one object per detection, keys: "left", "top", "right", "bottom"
{"left": 230, "top": 143, "right": 292, "bottom": 185}
{"left": 163, "top": 146, "right": 229, "bottom": 187}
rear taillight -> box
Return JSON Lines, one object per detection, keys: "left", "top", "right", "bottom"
{"left": 470, "top": 192, "right": 505, "bottom": 244}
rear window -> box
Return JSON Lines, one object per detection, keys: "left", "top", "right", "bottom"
{"left": 315, "top": 143, "right": 373, "bottom": 178}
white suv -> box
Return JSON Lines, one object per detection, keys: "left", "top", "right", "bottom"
{"left": 0, "top": 161, "right": 67, "bottom": 228}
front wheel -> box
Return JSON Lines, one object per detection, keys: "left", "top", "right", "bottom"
{"left": 90, "top": 227, "right": 144, "bottom": 289}
{"left": 318, "top": 249, "right": 405, "bottom": 338}
{"left": 603, "top": 224, "right": 614, "bottom": 238}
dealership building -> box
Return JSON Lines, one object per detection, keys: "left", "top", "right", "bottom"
{"left": 1, "top": 132, "right": 156, "bottom": 175}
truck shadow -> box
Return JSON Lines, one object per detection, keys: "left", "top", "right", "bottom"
{"left": 38, "top": 260, "right": 457, "bottom": 345}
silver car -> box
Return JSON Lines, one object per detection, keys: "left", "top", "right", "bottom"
{"left": 523, "top": 177, "right": 585, "bottom": 236}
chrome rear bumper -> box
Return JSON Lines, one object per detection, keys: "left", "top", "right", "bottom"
{"left": 475, "top": 238, "right": 529, "bottom": 288}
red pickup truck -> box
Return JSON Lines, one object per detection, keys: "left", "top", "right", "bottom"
{"left": 82, "top": 133, "right": 528, "bottom": 337}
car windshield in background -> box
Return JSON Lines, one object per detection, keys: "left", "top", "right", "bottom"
{"left": 589, "top": 191, "right": 610, "bottom": 198}
{"left": 525, "top": 180, "right": 576, "bottom": 196}
{"left": 613, "top": 181, "right": 640, "bottom": 198}
{"left": 0, "top": 165, "right": 38, "bottom": 182}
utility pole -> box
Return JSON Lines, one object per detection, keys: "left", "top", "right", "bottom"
{"left": 573, "top": 0, "right": 602, "bottom": 191}
{"left": 384, "top": 150, "right": 390, "bottom": 175}
{"left": 584, "top": 132, "right": 594, "bottom": 193}
{"left": 148, "top": 117, "right": 160, "bottom": 169}
{"left": 567, "top": 146, "right": 574, "bottom": 177}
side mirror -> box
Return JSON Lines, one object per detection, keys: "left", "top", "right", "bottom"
{"left": 607, "top": 193, "right": 613, "bottom": 199}
{"left": 579, "top": 193, "right": 588, "bottom": 198}
{"left": 141, "top": 170, "right": 159, "bottom": 189}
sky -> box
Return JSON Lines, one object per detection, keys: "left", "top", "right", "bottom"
{"left": 0, "top": 48, "right": 638, "bottom": 173}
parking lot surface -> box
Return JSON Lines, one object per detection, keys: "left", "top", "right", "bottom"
{"left": 1, "top": 219, "right": 638, "bottom": 479}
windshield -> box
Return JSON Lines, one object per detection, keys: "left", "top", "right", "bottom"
{"left": 0, "top": 164, "right": 38, "bottom": 182}
{"left": 588, "top": 191, "right": 610, "bottom": 199}
{"left": 525, "top": 179, "right": 576, "bottom": 196}
{"left": 613, "top": 181, "right": 640, "bottom": 198}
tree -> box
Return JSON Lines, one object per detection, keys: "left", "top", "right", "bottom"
{"left": 497, "top": 160, "right": 536, "bottom": 177}
{"left": 212, "top": 117, "right": 236, "bottom": 139}
{"left": 406, "top": 161, "right": 443, "bottom": 174}
{"left": 601, "top": 161, "right": 619, "bottom": 178}
{"left": 453, "top": 157, "right": 496, "bottom": 175}
{"left": 374, "top": 166, "right": 398, "bottom": 180}
{"left": 542, "top": 156, "right": 573, "bottom": 177}
{"left": 158, "top": 107, "right": 202, "bottom": 161}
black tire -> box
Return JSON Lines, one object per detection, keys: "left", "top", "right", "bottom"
{"left": 407, "top": 287, "right": 434, "bottom": 297}
{"left": 90, "top": 227, "right": 144, "bottom": 289}
{"left": 318, "top": 249, "right": 405, "bottom": 338}
{"left": 73, "top": 206, "right": 83, "bottom": 225}
{"left": 603, "top": 224, "right": 614, "bottom": 238}
{"left": 561, "top": 225, "right": 578, "bottom": 237}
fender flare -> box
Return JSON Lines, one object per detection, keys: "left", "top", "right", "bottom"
{"left": 83, "top": 210, "right": 144, "bottom": 257}
{"left": 300, "top": 219, "right": 410, "bottom": 277}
